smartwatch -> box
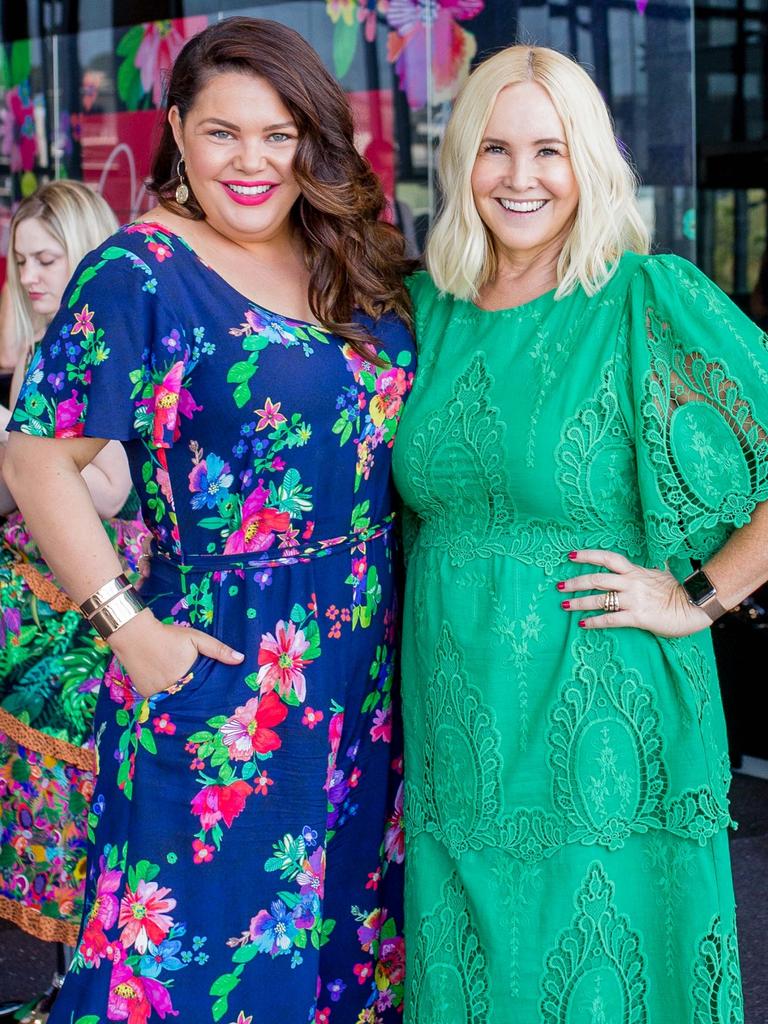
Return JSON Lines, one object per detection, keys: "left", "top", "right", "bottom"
{"left": 681, "top": 568, "right": 727, "bottom": 621}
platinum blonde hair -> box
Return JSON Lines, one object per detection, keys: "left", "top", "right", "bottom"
{"left": 427, "top": 46, "right": 650, "bottom": 300}
{"left": 7, "top": 179, "right": 118, "bottom": 359}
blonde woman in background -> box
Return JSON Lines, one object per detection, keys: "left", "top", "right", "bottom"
{"left": 393, "top": 46, "right": 768, "bottom": 1021}
{"left": 0, "top": 181, "right": 144, "bottom": 1023}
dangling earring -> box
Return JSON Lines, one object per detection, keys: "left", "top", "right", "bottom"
{"left": 175, "top": 157, "right": 189, "bottom": 205}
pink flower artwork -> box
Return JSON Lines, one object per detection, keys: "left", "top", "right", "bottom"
{"left": 257, "top": 619, "right": 311, "bottom": 702}
{"left": 134, "top": 19, "right": 208, "bottom": 107}
{"left": 386, "top": 0, "right": 484, "bottom": 109}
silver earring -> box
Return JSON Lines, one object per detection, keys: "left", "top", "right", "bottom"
{"left": 175, "top": 157, "right": 189, "bottom": 205}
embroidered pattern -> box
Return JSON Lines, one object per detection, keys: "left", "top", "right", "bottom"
{"left": 540, "top": 862, "right": 648, "bottom": 1023}
{"left": 408, "top": 873, "right": 491, "bottom": 1024}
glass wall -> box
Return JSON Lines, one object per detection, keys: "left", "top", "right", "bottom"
{"left": 1, "top": 0, "right": 696, "bottom": 285}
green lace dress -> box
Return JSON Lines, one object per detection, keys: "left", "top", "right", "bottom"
{"left": 392, "top": 253, "right": 768, "bottom": 1023}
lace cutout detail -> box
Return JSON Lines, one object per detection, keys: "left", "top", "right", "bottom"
{"left": 405, "top": 623, "right": 505, "bottom": 859}
{"left": 406, "top": 354, "right": 586, "bottom": 573}
{"left": 548, "top": 631, "right": 668, "bottom": 850}
{"left": 403, "top": 355, "right": 518, "bottom": 567}
{"left": 691, "top": 916, "right": 744, "bottom": 1024}
{"left": 665, "top": 752, "right": 734, "bottom": 844}
{"left": 408, "top": 872, "right": 491, "bottom": 1024}
{"left": 540, "top": 861, "right": 648, "bottom": 1023}
{"left": 406, "top": 622, "right": 565, "bottom": 861}
{"left": 556, "top": 363, "right": 644, "bottom": 557}
{"left": 641, "top": 307, "right": 768, "bottom": 561}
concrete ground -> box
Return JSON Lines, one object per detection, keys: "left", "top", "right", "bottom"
{"left": 1, "top": 773, "right": 766, "bottom": 1019}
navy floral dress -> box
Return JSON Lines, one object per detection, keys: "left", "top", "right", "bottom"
{"left": 9, "top": 222, "right": 414, "bottom": 1024}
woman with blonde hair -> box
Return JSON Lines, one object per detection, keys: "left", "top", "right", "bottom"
{"left": 0, "top": 180, "right": 144, "bottom": 1020}
{"left": 393, "top": 45, "right": 768, "bottom": 1020}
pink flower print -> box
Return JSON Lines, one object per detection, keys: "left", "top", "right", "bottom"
{"left": 54, "top": 390, "right": 85, "bottom": 438}
{"left": 108, "top": 957, "right": 178, "bottom": 1023}
{"left": 156, "top": 465, "right": 173, "bottom": 502}
{"left": 88, "top": 864, "right": 122, "bottom": 930}
{"left": 105, "top": 658, "right": 137, "bottom": 711}
{"left": 147, "top": 239, "right": 172, "bottom": 262}
{"left": 353, "top": 961, "right": 374, "bottom": 984}
{"left": 71, "top": 304, "right": 95, "bottom": 338}
{"left": 366, "top": 868, "right": 381, "bottom": 891}
{"left": 152, "top": 713, "right": 176, "bottom": 735}
{"left": 133, "top": 19, "right": 206, "bottom": 107}
{"left": 190, "top": 780, "right": 252, "bottom": 832}
{"left": 220, "top": 691, "right": 288, "bottom": 761}
{"left": 145, "top": 361, "right": 201, "bottom": 447}
{"left": 192, "top": 839, "right": 215, "bottom": 864}
{"left": 224, "top": 481, "right": 291, "bottom": 555}
{"left": 387, "top": 0, "right": 484, "bottom": 109}
{"left": 253, "top": 770, "right": 273, "bottom": 795}
{"left": 118, "top": 879, "right": 176, "bottom": 953}
{"left": 254, "top": 397, "right": 287, "bottom": 431}
{"left": 297, "top": 847, "right": 326, "bottom": 899}
{"left": 302, "top": 707, "right": 324, "bottom": 730}
{"left": 371, "top": 366, "right": 407, "bottom": 425}
{"left": 257, "top": 619, "right": 311, "bottom": 702}
{"left": 370, "top": 705, "right": 392, "bottom": 743}
{"left": 383, "top": 781, "right": 405, "bottom": 864}
{"left": 80, "top": 921, "right": 122, "bottom": 968}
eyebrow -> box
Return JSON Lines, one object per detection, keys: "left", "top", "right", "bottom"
{"left": 14, "top": 249, "right": 61, "bottom": 258}
{"left": 481, "top": 136, "right": 567, "bottom": 147}
{"left": 199, "top": 117, "right": 296, "bottom": 131}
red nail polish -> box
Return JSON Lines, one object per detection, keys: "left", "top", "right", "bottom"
{"left": 561, "top": 600, "right": 571, "bottom": 609}
{"left": 568, "top": 551, "right": 578, "bottom": 560}
{"left": 578, "top": 620, "right": 586, "bottom": 627}
{"left": 556, "top": 581, "right": 565, "bottom": 591}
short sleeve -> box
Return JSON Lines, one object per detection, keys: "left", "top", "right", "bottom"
{"left": 8, "top": 238, "right": 193, "bottom": 449}
{"left": 625, "top": 254, "right": 768, "bottom": 566}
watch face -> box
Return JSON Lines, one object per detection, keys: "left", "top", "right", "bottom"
{"left": 685, "top": 570, "right": 717, "bottom": 606}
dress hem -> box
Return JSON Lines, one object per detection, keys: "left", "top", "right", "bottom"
{"left": 0, "top": 708, "right": 95, "bottom": 772}
{"left": 0, "top": 893, "right": 79, "bottom": 945}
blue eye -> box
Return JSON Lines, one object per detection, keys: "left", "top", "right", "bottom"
{"left": 538, "top": 147, "right": 561, "bottom": 157}
{"left": 209, "top": 129, "right": 233, "bottom": 140}
{"left": 482, "top": 143, "right": 506, "bottom": 155}
{"left": 268, "top": 132, "right": 294, "bottom": 143}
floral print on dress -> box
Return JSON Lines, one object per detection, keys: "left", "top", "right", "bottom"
{"left": 8, "top": 222, "right": 414, "bottom": 1023}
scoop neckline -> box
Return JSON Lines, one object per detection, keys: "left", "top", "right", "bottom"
{"left": 128, "top": 220, "right": 329, "bottom": 332}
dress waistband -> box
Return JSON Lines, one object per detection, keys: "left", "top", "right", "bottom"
{"left": 151, "top": 513, "right": 396, "bottom": 573}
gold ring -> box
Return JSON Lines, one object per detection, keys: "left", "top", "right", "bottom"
{"left": 603, "top": 590, "right": 620, "bottom": 613}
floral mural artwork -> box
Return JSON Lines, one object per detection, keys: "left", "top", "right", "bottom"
{"left": 386, "top": 0, "right": 485, "bottom": 109}
{"left": 115, "top": 17, "right": 208, "bottom": 110}
{"left": 0, "top": 39, "right": 38, "bottom": 197}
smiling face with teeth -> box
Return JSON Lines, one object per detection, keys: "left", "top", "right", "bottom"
{"left": 169, "top": 72, "right": 302, "bottom": 247}
{"left": 471, "top": 81, "right": 579, "bottom": 274}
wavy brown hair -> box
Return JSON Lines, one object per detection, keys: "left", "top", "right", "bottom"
{"left": 147, "top": 16, "right": 414, "bottom": 358}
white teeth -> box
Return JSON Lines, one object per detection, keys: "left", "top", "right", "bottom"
{"left": 498, "top": 198, "right": 547, "bottom": 212}
{"left": 227, "top": 183, "right": 272, "bottom": 196}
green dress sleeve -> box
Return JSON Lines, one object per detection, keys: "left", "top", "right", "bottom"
{"left": 626, "top": 254, "right": 768, "bottom": 567}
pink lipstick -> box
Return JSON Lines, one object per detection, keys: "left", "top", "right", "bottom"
{"left": 220, "top": 180, "right": 278, "bottom": 206}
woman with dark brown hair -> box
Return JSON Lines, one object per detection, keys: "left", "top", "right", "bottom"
{"left": 5, "top": 17, "right": 414, "bottom": 1023}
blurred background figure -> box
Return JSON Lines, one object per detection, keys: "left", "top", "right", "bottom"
{"left": 0, "top": 181, "right": 145, "bottom": 1024}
